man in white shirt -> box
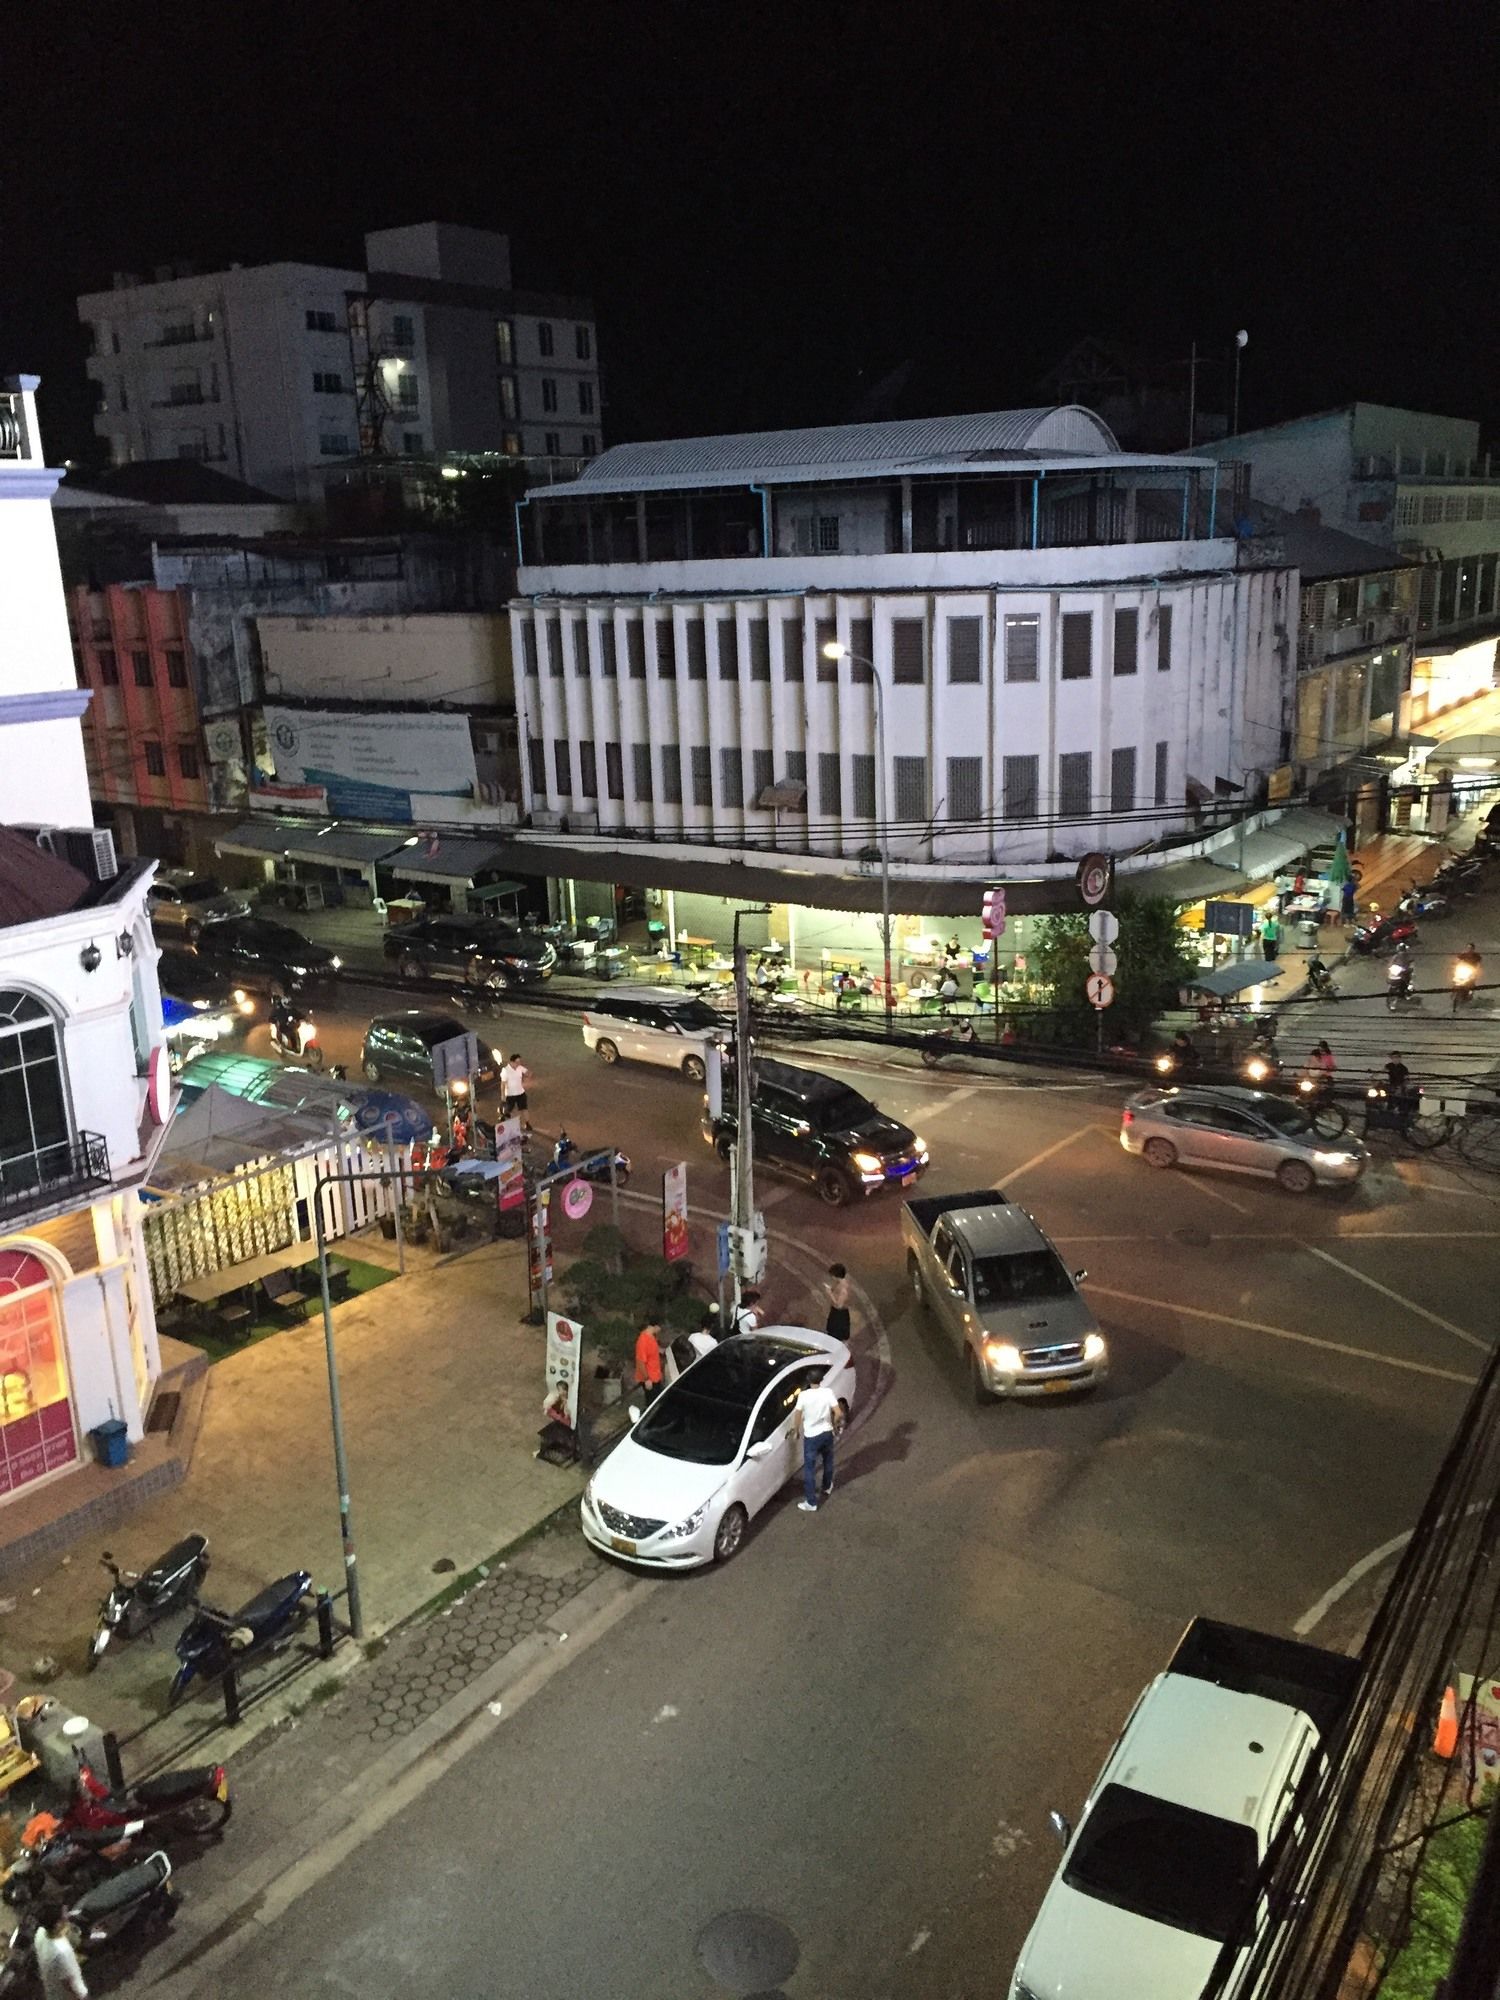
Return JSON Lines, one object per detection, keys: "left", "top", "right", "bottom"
{"left": 35, "top": 1902, "right": 89, "bottom": 2000}
{"left": 796, "top": 1373, "right": 841, "bottom": 1512}
{"left": 729, "top": 1288, "right": 762, "bottom": 1337}
{"left": 499, "top": 1055, "right": 531, "bottom": 1133}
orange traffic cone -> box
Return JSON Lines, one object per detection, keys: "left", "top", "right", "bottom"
{"left": 1434, "top": 1684, "right": 1460, "bottom": 1759}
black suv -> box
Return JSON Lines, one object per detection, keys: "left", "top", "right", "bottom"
{"left": 701, "top": 1057, "right": 929, "bottom": 1207}
{"left": 382, "top": 915, "right": 555, "bottom": 992}
{"left": 193, "top": 917, "right": 341, "bottom": 997}
{"left": 360, "top": 1011, "right": 501, "bottom": 1093}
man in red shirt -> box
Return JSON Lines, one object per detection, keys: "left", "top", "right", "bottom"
{"left": 634, "top": 1322, "right": 664, "bottom": 1404}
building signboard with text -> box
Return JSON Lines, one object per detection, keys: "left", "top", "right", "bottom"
{"left": 262, "top": 707, "right": 477, "bottom": 822}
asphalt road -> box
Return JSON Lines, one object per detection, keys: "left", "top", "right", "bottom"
{"left": 190, "top": 978, "right": 1496, "bottom": 1998}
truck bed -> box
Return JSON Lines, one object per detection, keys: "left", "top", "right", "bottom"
{"left": 903, "top": 1189, "right": 1008, "bottom": 1236}
{"left": 1167, "top": 1617, "right": 1360, "bottom": 1740}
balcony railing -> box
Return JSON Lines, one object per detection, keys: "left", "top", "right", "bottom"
{"left": 151, "top": 388, "right": 218, "bottom": 408}
{"left": 0, "top": 391, "right": 31, "bottom": 462}
{"left": 145, "top": 326, "right": 213, "bottom": 348}
{"left": 0, "top": 1132, "right": 111, "bottom": 1220}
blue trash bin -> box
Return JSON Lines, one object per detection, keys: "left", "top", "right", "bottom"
{"left": 89, "top": 1420, "right": 130, "bottom": 1469}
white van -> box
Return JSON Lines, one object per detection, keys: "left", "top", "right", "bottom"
{"left": 580, "top": 989, "right": 723, "bottom": 1081}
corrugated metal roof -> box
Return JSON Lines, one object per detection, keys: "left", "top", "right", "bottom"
{"left": 560, "top": 406, "right": 1122, "bottom": 497}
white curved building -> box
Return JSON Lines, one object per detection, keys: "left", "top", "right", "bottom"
{"left": 509, "top": 406, "right": 1296, "bottom": 913}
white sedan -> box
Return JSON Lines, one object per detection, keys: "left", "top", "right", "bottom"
{"left": 580, "top": 1328, "right": 855, "bottom": 1568}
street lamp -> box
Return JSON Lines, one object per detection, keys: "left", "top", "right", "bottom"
{"left": 823, "top": 640, "right": 894, "bottom": 1034}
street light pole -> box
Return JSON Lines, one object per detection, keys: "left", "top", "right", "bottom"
{"left": 823, "top": 641, "right": 894, "bottom": 1035}
{"left": 730, "top": 903, "right": 771, "bottom": 1290}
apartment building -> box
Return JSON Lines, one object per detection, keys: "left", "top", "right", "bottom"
{"left": 79, "top": 223, "right": 601, "bottom": 501}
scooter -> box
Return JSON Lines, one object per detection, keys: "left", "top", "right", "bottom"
{"left": 1386, "top": 958, "right": 1417, "bottom": 1011}
{"left": 63, "top": 1755, "right": 231, "bottom": 1838}
{"left": 169, "top": 1571, "right": 316, "bottom": 1705}
{"left": 1351, "top": 912, "right": 1418, "bottom": 956}
{"left": 88, "top": 1534, "right": 209, "bottom": 1669}
{"left": 3, "top": 1824, "right": 146, "bottom": 1907}
{"left": 544, "top": 1133, "right": 632, "bottom": 1189}
{"left": 0, "top": 1851, "right": 176, "bottom": 1995}
{"left": 1452, "top": 959, "right": 1481, "bottom": 1012}
{"left": 1396, "top": 885, "right": 1452, "bottom": 920}
{"left": 269, "top": 1002, "right": 323, "bottom": 1070}
{"left": 1306, "top": 960, "right": 1338, "bottom": 1000}
{"left": 921, "top": 1018, "right": 980, "bottom": 1068}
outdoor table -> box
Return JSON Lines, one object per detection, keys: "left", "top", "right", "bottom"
{"left": 385, "top": 897, "right": 425, "bottom": 927}
{"left": 296, "top": 1254, "right": 352, "bottom": 1301}
{"left": 176, "top": 1248, "right": 306, "bottom": 1308}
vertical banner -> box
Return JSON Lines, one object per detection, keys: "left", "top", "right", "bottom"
{"left": 662, "top": 1160, "right": 689, "bottom": 1262}
{"left": 495, "top": 1116, "right": 525, "bottom": 1213}
{"left": 528, "top": 1184, "right": 554, "bottom": 1308}
{"left": 544, "top": 1311, "right": 582, "bottom": 1430}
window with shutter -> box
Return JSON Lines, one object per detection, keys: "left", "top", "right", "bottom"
{"left": 1110, "top": 746, "right": 1135, "bottom": 814}
{"left": 1058, "top": 751, "right": 1092, "bottom": 816}
{"left": 1003, "top": 755, "right": 1038, "bottom": 819}
{"left": 893, "top": 755, "right": 928, "bottom": 820}
{"left": 891, "top": 619, "right": 926, "bottom": 684}
{"left": 1061, "top": 612, "right": 1093, "bottom": 680}
{"left": 686, "top": 624, "right": 708, "bottom": 679}
{"left": 751, "top": 749, "right": 773, "bottom": 804}
{"left": 948, "top": 756, "right": 983, "bottom": 819}
{"left": 655, "top": 621, "right": 676, "bottom": 678}
{"left": 544, "top": 621, "right": 563, "bottom": 677}
{"left": 661, "top": 744, "right": 683, "bottom": 805}
{"left": 572, "top": 617, "right": 590, "bottom": 674}
{"left": 1153, "top": 740, "right": 1168, "bottom": 807}
{"left": 632, "top": 743, "right": 653, "bottom": 802}
{"left": 815, "top": 618, "right": 838, "bottom": 680}
{"left": 785, "top": 750, "right": 807, "bottom": 784}
{"left": 947, "top": 617, "right": 982, "bottom": 684}
{"left": 852, "top": 754, "right": 876, "bottom": 818}
{"left": 690, "top": 745, "right": 712, "bottom": 805}
{"left": 1004, "top": 614, "right": 1039, "bottom": 681}
{"left": 782, "top": 614, "right": 804, "bottom": 681}
{"left": 579, "top": 740, "right": 598, "bottom": 797}
{"left": 749, "top": 623, "right": 771, "bottom": 681}
{"left": 720, "top": 748, "right": 743, "bottom": 804}
{"left": 605, "top": 741, "right": 623, "bottom": 799}
{"left": 850, "top": 617, "right": 873, "bottom": 682}
{"left": 817, "top": 753, "right": 841, "bottom": 815}
{"left": 1112, "top": 607, "right": 1138, "bottom": 676}
{"left": 554, "top": 738, "right": 572, "bottom": 792}
{"left": 527, "top": 738, "right": 547, "bottom": 794}
{"left": 1156, "top": 605, "right": 1174, "bottom": 672}
{"left": 599, "top": 624, "right": 617, "bottom": 678}
{"left": 717, "top": 618, "right": 739, "bottom": 679}
{"left": 626, "top": 622, "right": 646, "bottom": 679}
{"left": 521, "top": 623, "right": 539, "bottom": 676}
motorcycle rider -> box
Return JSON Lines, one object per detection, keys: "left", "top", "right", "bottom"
{"left": 1303, "top": 1040, "right": 1337, "bottom": 1104}
{"left": 1306, "top": 955, "right": 1335, "bottom": 997}
{"left": 1384, "top": 1051, "right": 1416, "bottom": 1127}
{"left": 1453, "top": 942, "right": 1483, "bottom": 1010}
{"left": 269, "top": 991, "right": 312, "bottom": 1056}
{"left": 1170, "top": 1028, "right": 1199, "bottom": 1072}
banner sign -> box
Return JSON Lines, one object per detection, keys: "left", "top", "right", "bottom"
{"left": 495, "top": 1115, "right": 525, "bottom": 1213}
{"left": 528, "top": 1184, "right": 554, "bottom": 1302}
{"left": 263, "top": 706, "right": 477, "bottom": 821}
{"left": 544, "top": 1311, "right": 582, "bottom": 1431}
{"left": 662, "top": 1161, "right": 689, "bottom": 1262}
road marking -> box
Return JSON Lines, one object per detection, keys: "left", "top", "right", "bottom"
{"left": 1088, "top": 1284, "right": 1479, "bottom": 1385}
{"left": 1299, "top": 1243, "right": 1487, "bottom": 1353}
{"left": 757, "top": 1184, "right": 796, "bottom": 1210}
{"left": 1175, "top": 1172, "right": 1252, "bottom": 1216}
{"left": 913, "top": 1084, "right": 980, "bottom": 1121}
{"left": 995, "top": 1121, "right": 1099, "bottom": 1188}
{"left": 1294, "top": 1501, "right": 1490, "bottom": 1636}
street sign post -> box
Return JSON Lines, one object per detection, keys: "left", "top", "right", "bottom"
{"left": 1088, "top": 943, "right": 1118, "bottom": 977}
{"left": 1087, "top": 909, "right": 1119, "bottom": 945}
{"left": 1077, "top": 854, "right": 1115, "bottom": 908}
{"left": 981, "top": 886, "right": 1007, "bottom": 938}
{"left": 1085, "top": 973, "right": 1115, "bottom": 1009}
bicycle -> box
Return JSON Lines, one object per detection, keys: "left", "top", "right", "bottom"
{"left": 1360, "top": 1083, "right": 1452, "bottom": 1152}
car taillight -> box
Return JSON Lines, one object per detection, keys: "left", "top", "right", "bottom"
{"left": 1122, "top": 1108, "right": 1134, "bottom": 1124}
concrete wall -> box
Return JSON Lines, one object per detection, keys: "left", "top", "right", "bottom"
{"left": 257, "top": 612, "right": 514, "bottom": 705}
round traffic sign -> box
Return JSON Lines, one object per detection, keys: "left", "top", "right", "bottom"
{"left": 1085, "top": 973, "right": 1115, "bottom": 1009}
{"left": 1088, "top": 943, "right": 1118, "bottom": 978}
{"left": 1087, "top": 909, "right": 1120, "bottom": 944}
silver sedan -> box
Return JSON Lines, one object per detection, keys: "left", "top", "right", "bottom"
{"left": 1120, "top": 1084, "right": 1368, "bottom": 1193}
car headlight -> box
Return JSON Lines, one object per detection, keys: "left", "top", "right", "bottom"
{"left": 913, "top": 1135, "right": 929, "bottom": 1160}
{"left": 492, "top": 1046, "right": 505, "bottom": 1064}
{"left": 330, "top": 955, "right": 342, "bottom": 971}
{"left": 1313, "top": 1150, "right": 1354, "bottom": 1167}
{"left": 984, "top": 1340, "right": 1022, "bottom": 1370}
{"left": 851, "top": 1150, "right": 883, "bottom": 1173}
{"left": 237, "top": 994, "right": 256, "bottom": 1015}
{"left": 658, "top": 1502, "right": 709, "bottom": 1543}
{"left": 1083, "top": 1332, "right": 1107, "bottom": 1362}
{"left": 191, "top": 997, "right": 210, "bottom": 1011}
{"left": 290, "top": 964, "right": 307, "bottom": 977}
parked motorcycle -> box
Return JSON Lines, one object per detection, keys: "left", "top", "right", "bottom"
{"left": 63, "top": 1756, "right": 231, "bottom": 1839}
{"left": 543, "top": 1133, "right": 632, "bottom": 1189}
{"left": 921, "top": 1019, "right": 980, "bottom": 1068}
{"left": 1396, "top": 884, "right": 1452, "bottom": 920}
{"left": 169, "top": 1571, "right": 316, "bottom": 1705}
{"left": 1351, "top": 912, "right": 1418, "bottom": 956}
{"left": 269, "top": 999, "right": 323, "bottom": 1069}
{"left": 0, "top": 1850, "right": 176, "bottom": 1995}
{"left": 3, "top": 1824, "right": 145, "bottom": 1908}
{"left": 88, "top": 1534, "right": 209, "bottom": 1670}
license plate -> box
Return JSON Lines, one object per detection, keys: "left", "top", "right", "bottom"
{"left": 1042, "top": 1378, "right": 1077, "bottom": 1394}
{"left": 215, "top": 1776, "right": 229, "bottom": 1802}
{"left": 610, "top": 1535, "right": 637, "bottom": 1556}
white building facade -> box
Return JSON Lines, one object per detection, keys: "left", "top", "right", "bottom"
{"left": 79, "top": 223, "right": 602, "bottom": 501}
{"left": 0, "top": 378, "right": 170, "bottom": 1515}
{"left": 509, "top": 409, "right": 1295, "bottom": 909}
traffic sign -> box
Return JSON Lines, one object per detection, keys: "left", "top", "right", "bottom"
{"left": 1088, "top": 943, "right": 1118, "bottom": 977}
{"left": 1085, "top": 973, "right": 1115, "bottom": 1009}
{"left": 981, "top": 886, "right": 1007, "bottom": 938}
{"left": 1077, "top": 853, "right": 1115, "bottom": 908}
{"left": 1087, "top": 909, "right": 1119, "bottom": 945}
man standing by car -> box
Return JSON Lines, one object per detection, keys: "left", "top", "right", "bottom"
{"left": 634, "top": 1321, "right": 664, "bottom": 1405}
{"left": 500, "top": 1053, "right": 531, "bottom": 1132}
{"left": 796, "top": 1372, "right": 842, "bottom": 1512}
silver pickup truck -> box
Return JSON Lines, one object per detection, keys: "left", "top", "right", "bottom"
{"left": 902, "top": 1190, "right": 1108, "bottom": 1403}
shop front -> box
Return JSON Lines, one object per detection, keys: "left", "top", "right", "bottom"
{"left": 0, "top": 1248, "right": 78, "bottom": 1498}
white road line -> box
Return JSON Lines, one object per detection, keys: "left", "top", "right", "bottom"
{"left": 995, "top": 1122, "right": 1099, "bottom": 1189}
{"left": 1300, "top": 1243, "right": 1487, "bottom": 1353}
{"left": 912, "top": 1084, "right": 980, "bottom": 1121}
{"left": 1175, "top": 1172, "right": 1252, "bottom": 1216}
{"left": 1292, "top": 1531, "right": 1417, "bottom": 1636}
{"left": 1088, "top": 1284, "right": 1479, "bottom": 1386}
{"left": 756, "top": 1184, "right": 796, "bottom": 1210}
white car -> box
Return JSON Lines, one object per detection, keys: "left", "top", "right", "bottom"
{"left": 580, "top": 1328, "right": 854, "bottom": 1567}
{"left": 148, "top": 870, "right": 251, "bottom": 940}
{"left": 580, "top": 988, "right": 723, "bottom": 1082}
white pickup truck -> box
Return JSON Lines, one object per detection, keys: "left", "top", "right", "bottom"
{"left": 1009, "top": 1618, "right": 1360, "bottom": 2000}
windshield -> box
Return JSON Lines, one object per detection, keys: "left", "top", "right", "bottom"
{"left": 180, "top": 877, "right": 226, "bottom": 904}
{"left": 666, "top": 1002, "right": 720, "bottom": 1032}
{"left": 632, "top": 1387, "right": 746, "bottom": 1465}
{"left": 1063, "top": 1783, "right": 1259, "bottom": 1942}
{"left": 1252, "top": 1098, "right": 1314, "bottom": 1138}
{"left": 812, "top": 1088, "right": 880, "bottom": 1131}
{"left": 971, "top": 1248, "right": 1075, "bottom": 1305}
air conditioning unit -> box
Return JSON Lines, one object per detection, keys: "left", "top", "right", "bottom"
{"left": 52, "top": 827, "right": 119, "bottom": 881}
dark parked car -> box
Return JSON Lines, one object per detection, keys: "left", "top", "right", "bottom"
{"left": 156, "top": 946, "right": 258, "bottom": 1019}
{"left": 702, "top": 1056, "right": 929, "bottom": 1207}
{"left": 192, "top": 917, "right": 342, "bottom": 996}
{"left": 382, "top": 914, "right": 555, "bottom": 992}
{"left": 360, "top": 1011, "right": 502, "bottom": 1093}
{"left": 148, "top": 869, "right": 250, "bottom": 939}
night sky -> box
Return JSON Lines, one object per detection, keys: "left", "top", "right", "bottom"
{"left": 7, "top": 2, "right": 1498, "bottom": 465}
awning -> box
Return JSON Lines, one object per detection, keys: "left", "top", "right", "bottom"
{"left": 213, "top": 819, "right": 405, "bottom": 869}
{"left": 385, "top": 838, "right": 516, "bottom": 886}
{"left": 1183, "top": 962, "right": 1286, "bottom": 999}
{"left": 465, "top": 878, "right": 528, "bottom": 905}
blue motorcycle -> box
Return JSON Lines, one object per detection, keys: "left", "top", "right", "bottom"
{"left": 168, "top": 1570, "right": 315, "bottom": 1705}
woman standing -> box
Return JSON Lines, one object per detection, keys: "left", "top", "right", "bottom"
{"left": 825, "top": 1263, "right": 852, "bottom": 1342}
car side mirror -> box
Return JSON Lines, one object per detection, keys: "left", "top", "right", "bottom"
{"left": 1049, "top": 1809, "right": 1072, "bottom": 1846}
{"left": 627, "top": 1403, "right": 642, "bottom": 1425}
{"left": 746, "top": 1439, "right": 774, "bottom": 1460}
{"left": 1073, "top": 1269, "right": 1088, "bottom": 1283}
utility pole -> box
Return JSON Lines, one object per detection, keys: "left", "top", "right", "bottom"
{"left": 731, "top": 904, "right": 770, "bottom": 1297}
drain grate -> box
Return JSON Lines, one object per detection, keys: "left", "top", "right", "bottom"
{"left": 145, "top": 1392, "right": 180, "bottom": 1434}
{"left": 696, "top": 1910, "right": 799, "bottom": 1993}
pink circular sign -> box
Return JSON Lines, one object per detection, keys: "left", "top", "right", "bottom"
{"left": 561, "top": 1177, "right": 594, "bottom": 1221}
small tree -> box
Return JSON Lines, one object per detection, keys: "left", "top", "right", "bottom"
{"left": 1031, "top": 893, "right": 1196, "bottom": 1041}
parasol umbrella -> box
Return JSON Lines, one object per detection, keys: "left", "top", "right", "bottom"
{"left": 1322, "top": 830, "right": 1352, "bottom": 908}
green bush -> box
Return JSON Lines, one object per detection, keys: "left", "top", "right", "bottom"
{"left": 1379, "top": 1807, "right": 1489, "bottom": 2000}
{"left": 561, "top": 1246, "right": 698, "bottom": 1362}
